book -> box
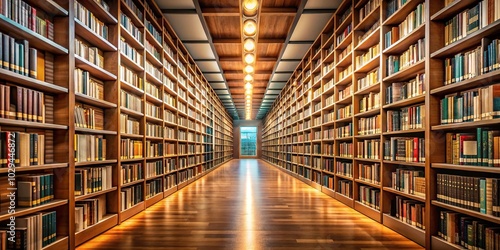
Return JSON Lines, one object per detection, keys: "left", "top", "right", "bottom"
{"left": 75, "top": 196, "right": 107, "bottom": 233}
{"left": 17, "top": 174, "right": 54, "bottom": 207}
{"left": 1, "top": 84, "right": 45, "bottom": 122}
{"left": 383, "top": 137, "right": 425, "bottom": 163}
{"left": 74, "top": 165, "right": 112, "bottom": 196}
{"left": 391, "top": 168, "right": 425, "bottom": 197}
{"left": 74, "top": 134, "right": 107, "bottom": 162}
{"left": 391, "top": 196, "right": 425, "bottom": 229}
{"left": 445, "top": 129, "right": 500, "bottom": 166}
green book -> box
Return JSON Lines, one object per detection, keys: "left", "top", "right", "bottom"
{"left": 480, "top": 178, "right": 486, "bottom": 214}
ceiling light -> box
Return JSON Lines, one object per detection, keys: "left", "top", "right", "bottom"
{"left": 244, "top": 39, "right": 255, "bottom": 52}
{"left": 245, "top": 82, "right": 253, "bottom": 89}
{"left": 244, "top": 74, "right": 253, "bottom": 82}
{"left": 244, "top": 65, "right": 254, "bottom": 74}
{"left": 244, "top": 54, "right": 255, "bottom": 64}
{"left": 245, "top": 89, "right": 252, "bottom": 95}
{"left": 243, "top": 20, "right": 257, "bottom": 36}
{"left": 243, "top": 0, "right": 258, "bottom": 16}
{"left": 246, "top": 95, "right": 252, "bottom": 99}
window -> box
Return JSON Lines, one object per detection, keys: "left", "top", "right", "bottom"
{"left": 240, "top": 127, "right": 257, "bottom": 156}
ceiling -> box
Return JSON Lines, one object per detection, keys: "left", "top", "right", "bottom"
{"left": 157, "top": 0, "right": 341, "bottom": 120}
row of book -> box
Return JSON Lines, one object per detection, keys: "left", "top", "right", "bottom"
{"left": 75, "top": 38, "right": 104, "bottom": 69}
{"left": 145, "top": 178, "right": 162, "bottom": 199}
{"left": 440, "top": 84, "right": 500, "bottom": 124}
{"left": 391, "top": 168, "right": 425, "bottom": 197}
{"left": 439, "top": 210, "right": 500, "bottom": 249}
{"left": 359, "top": 185, "right": 380, "bottom": 210}
{"left": 145, "top": 141, "right": 162, "bottom": 157}
{"left": 74, "top": 166, "right": 113, "bottom": 196}
{"left": 357, "top": 0, "right": 380, "bottom": 22}
{"left": 437, "top": 174, "right": 500, "bottom": 216}
{"left": 120, "top": 114, "right": 140, "bottom": 135}
{"left": 0, "top": 131, "right": 45, "bottom": 167}
{"left": 386, "top": 38, "right": 425, "bottom": 76}
{"left": 338, "top": 180, "right": 352, "bottom": 198}
{"left": 145, "top": 20, "right": 162, "bottom": 45}
{"left": 17, "top": 174, "right": 54, "bottom": 207}
{"left": 4, "top": 211, "right": 57, "bottom": 249}
{"left": 75, "top": 196, "right": 106, "bottom": 233}
{"left": 145, "top": 160, "right": 163, "bottom": 178}
{"left": 120, "top": 90, "right": 142, "bottom": 113}
{"left": 120, "top": 38, "right": 142, "bottom": 66}
{"left": 146, "top": 122, "right": 163, "bottom": 138}
{"left": 385, "top": 73, "right": 425, "bottom": 104}
{"left": 383, "top": 137, "right": 425, "bottom": 163}
{"left": 121, "top": 163, "right": 143, "bottom": 184}
{"left": 355, "top": 43, "right": 379, "bottom": 69}
{"left": 444, "top": 0, "right": 500, "bottom": 46}
{"left": 75, "top": 104, "right": 104, "bottom": 130}
{"left": 390, "top": 196, "right": 425, "bottom": 230}
{"left": 359, "top": 92, "right": 380, "bottom": 113}
{"left": 74, "top": 1, "right": 109, "bottom": 40}
{"left": 386, "top": 104, "right": 425, "bottom": 132}
{"left": 0, "top": 83, "right": 45, "bottom": 122}
{"left": 336, "top": 161, "right": 352, "bottom": 177}
{"left": 120, "top": 139, "right": 142, "bottom": 159}
{"left": 120, "top": 65, "right": 143, "bottom": 89}
{"left": 357, "top": 67, "right": 379, "bottom": 91}
{"left": 384, "top": 3, "right": 425, "bottom": 49}
{"left": 358, "top": 163, "right": 380, "bottom": 184}
{"left": 0, "top": 0, "right": 54, "bottom": 40}
{"left": 386, "top": 0, "right": 408, "bottom": 19}
{"left": 446, "top": 129, "right": 500, "bottom": 167}
{"left": 0, "top": 33, "right": 38, "bottom": 79}
{"left": 121, "top": 184, "right": 143, "bottom": 211}
{"left": 74, "top": 134, "right": 106, "bottom": 162}
{"left": 357, "top": 139, "right": 380, "bottom": 159}
{"left": 357, "top": 115, "right": 381, "bottom": 135}
{"left": 74, "top": 68, "right": 104, "bottom": 100}
{"left": 120, "top": 13, "right": 143, "bottom": 44}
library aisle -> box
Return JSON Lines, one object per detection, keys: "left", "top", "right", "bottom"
{"left": 77, "top": 159, "right": 422, "bottom": 250}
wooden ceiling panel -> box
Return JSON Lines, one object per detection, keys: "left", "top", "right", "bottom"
{"left": 254, "top": 61, "right": 276, "bottom": 71}
{"left": 220, "top": 61, "right": 245, "bottom": 71}
{"left": 230, "top": 88, "right": 266, "bottom": 94}
{"left": 224, "top": 72, "right": 245, "bottom": 80}
{"left": 214, "top": 44, "right": 241, "bottom": 57}
{"left": 204, "top": 16, "right": 241, "bottom": 39}
{"left": 257, "top": 43, "right": 283, "bottom": 58}
{"left": 259, "top": 15, "right": 294, "bottom": 39}
{"left": 198, "top": 0, "right": 239, "bottom": 8}
{"left": 227, "top": 81, "right": 267, "bottom": 88}
{"left": 253, "top": 74, "right": 272, "bottom": 80}
{"left": 261, "top": 0, "right": 301, "bottom": 8}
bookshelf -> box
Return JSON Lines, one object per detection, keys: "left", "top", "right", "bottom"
{"left": 263, "top": 0, "right": 500, "bottom": 249}
{"left": 0, "top": 0, "right": 233, "bottom": 249}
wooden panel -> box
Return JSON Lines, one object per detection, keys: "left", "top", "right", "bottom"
{"left": 254, "top": 61, "right": 276, "bottom": 71}
{"left": 261, "top": 0, "right": 301, "bottom": 8}
{"left": 198, "top": 0, "right": 239, "bottom": 8}
{"left": 214, "top": 44, "right": 241, "bottom": 57}
{"left": 259, "top": 15, "right": 295, "bottom": 39}
{"left": 257, "top": 43, "right": 283, "bottom": 58}
{"left": 204, "top": 16, "right": 241, "bottom": 39}
{"left": 220, "top": 61, "right": 245, "bottom": 71}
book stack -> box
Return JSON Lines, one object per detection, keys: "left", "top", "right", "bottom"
{"left": 357, "top": 115, "right": 381, "bottom": 135}
{"left": 357, "top": 139, "right": 380, "bottom": 159}
{"left": 74, "top": 1, "right": 109, "bottom": 39}
{"left": 121, "top": 184, "right": 143, "bottom": 211}
{"left": 74, "top": 68, "right": 104, "bottom": 99}
{"left": 358, "top": 163, "right": 380, "bottom": 184}
{"left": 391, "top": 196, "right": 425, "bottom": 229}
{"left": 120, "top": 114, "right": 140, "bottom": 134}
{"left": 0, "top": 34, "right": 38, "bottom": 78}
{"left": 0, "top": 84, "right": 45, "bottom": 122}
{"left": 359, "top": 185, "right": 380, "bottom": 210}
{"left": 146, "top": 160, "right": 163, "bottom": 178}
{"left": 74, "top": 104, "right": 104, "bottom": 130}
{"left": 74, "top": 134, "right": 107, "bottom": 162}
{"left": 385, "top": 73, "right": 425, "bottom": 104}
{"left": 339, "top": 180, "right": 352, "bottom": 198}
{"left": 445, "top": 129, "right": 500, "bottom": 166}
{"left": 0, "top": 131, "right": 45, "bottom": 167}
{"left": 75, "top": 196, "right": 107, "bottom": 233}
{"left": 120, "top": 90, "right": 142, "bottom": 113}
{"left": 383, "top": 137, "right": 425, "bottom": 163}
{"left": 386, "top": 38, "right": 425, "bottom": 76}
{"left": 0, "top": 0, "right": 54, "bottom": 40}
{"left": 145, "top": 141, "right": 163, "bottom": 158}
{"left": 120, "top": 139, "right": 143, "bottom": 159}
{"left": 391, "top": 168, "right": 425, "bottom": 197}
{"left": 145, "top": 179, "right": 162, "bottom": 199}
{"left": 74, "top": 166, "right": 112, "bottom": 196}
{"left": 386, "top": 104, "right": 425, "bottom": 132}
{"left": 75, "top": 38, "right": 104, "bottom": 68}
{"left": 121, "top": 163, "right": 143, "bottom": 184}
{"left": 17, "top": 174, "right": 54, "bottom": 207}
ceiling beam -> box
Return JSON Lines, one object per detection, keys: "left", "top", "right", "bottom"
{"left": 261, "top": 7, "right": 297, "bottom": 15}
{"left": 161, "top": 9, "right": 197, "bottom": 14}
{"left": 219, "top": 56, "right": 278, "bottom": 62}
{"left": 212, "top": 38, "right": 285, "bottom": 44}
{"left": 201, "top": 7, "right": 239, "bottom": 16}
{"left": 224, "top": 70, "right": 273, "bottom": 74}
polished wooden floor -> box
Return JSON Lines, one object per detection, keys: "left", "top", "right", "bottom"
{"left": 78, "top": 159, "right": 423, "bottom": 250}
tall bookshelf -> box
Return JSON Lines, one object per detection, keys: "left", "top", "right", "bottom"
{"left": 0, "top": 0, "right": 233, "bottom": 249}
{"left": 262, "top": 0, "right": 500, "bottom": 249}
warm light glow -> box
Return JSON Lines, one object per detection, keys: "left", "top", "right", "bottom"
{"left": 244, "top": 39, "right": 255, "bottom": 52}
{"left": 244, "top": 65, "right": 254, "bottom": 74}
{"left": 245, "top": 82, "right": 253, "bottom": 90}
{"left": 246, "top": 95, "right": 252, "bottom": 99}
{"left": 244, "top": 74, "right": 253, "bottom": 82}
{"left": 244, "top": 54, "right": 255, "bottom": 64}
{"left": 243, "top": 0, "right": 258, "bottom": 14}
{"left": 243, "top": 20, "right": 257, "bottom": 36}
{"left": 245, "top": 89, "right": 252, "bottom": 95}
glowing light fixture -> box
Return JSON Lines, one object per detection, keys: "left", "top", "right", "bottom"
{"left": 245, "top": 82, "right": 253, "bottom": 90}
{"left": 244, "top": 39, "right": 255, "bottom": 52}
{"left": 243, "top": 20, "right": 257, "bottom": 36}
{"left": 244, "top": 74, "right": 253, "bottom": 82}
{"left": 243, "top": 0, "right": 258, "bottom": 16}
{"left": 244, "top": 65, "right": 254, "bottom": 74}
{"left": 244, "top": 54, "right": 255, "bottom": 64}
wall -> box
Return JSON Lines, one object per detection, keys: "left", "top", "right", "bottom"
{"left": 233, "top": 120, "right": 263, "bottom": 159}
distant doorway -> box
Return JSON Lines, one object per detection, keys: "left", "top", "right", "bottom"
{"left": 240, "top": 127, "right": 257, "bottom": 157}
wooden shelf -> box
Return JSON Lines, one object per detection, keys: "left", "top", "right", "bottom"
{"left": 355, "top": 179, "right": 380, "bottom": 188}
{"left": 0, "top": 199, "right": 68, "bottom": 221}
{"left": 383, "top": 187, "right": 426, "bottom": 202}
{"left": 0, "top": 163, "right": 68, "bottom": 174}
{"left": 431, "top": 236, "right": 466, "bottom": 250}
{"left": 354, "top": 201, "right": 381, "bottom": 222}
{"left": 0, "top": 68, "right": 68, "bottom": 94}
{"left": 383, "top": 60, "right": 425, "bottom": 82}
{"left": 75, "top": 55, "right": 117, "bottom": 81}
{"left": 76, "top": 127, "right": 118, "bottom": 135}
{"left": 430, "top": 70, "right": 500, "bottom": 96}
{"left": 75, "top": 187, "right": 118, "bottom": 201}
{"left": 75, "top": 93, "right": 117, "bottom": 109}
{"left": 383, "top": 24, "right": 425, "bottom": 54}
{"left": 75, "top": 214, "right": 118, "bottom": 246}
{"left": 42, "top": 236, "right": 69, "bottom": 250}
{"left": 0, "top": 15, "right": 68, "bottom": 54}
{"left": 75, "top": 19, "right": 117, "bottom": 52}
{"left": 383, "top": 0, "right": 424, "bottom": 26}
{"left": 432, "top": 163, "right": 500, "bottom": 174}
{"left": 431, "top": 0, "right": 478, "bottom": 21}
{"left": 431, "top": 20, "right": 500, "bottom": 58}
{"left": 0, "top": 118, "right": 68, "bottom": 130}
{"left": 120, "top": 0, "right": 144, "bottom": 28}
{"left": 382, "top": 95, "right": 425, "bottom": 109}
{"left": 120, "top": 201, "right": 144, "bottom": 222}
{"left": 26, "top": 0, "right": 68, "bottom": 16}
{"left": 145, "top": 192, "right": 164, "bottom": 207}
{"left": 81, "top": 0, "right": 118, "bottom": 24}
{"left": 121, "top": 179, "right": 145, "bottom": 188}
{"left": 382, "top": 214, "right": 426, "bottom": 247}
{"left": 120, "top": 52, "right": 145, "bottom": 72}
{"left": 75, "top": 160, "right": 118, "bottom": 167}
{"left": 432, "top": 201, "right": 500, "bottom": 225}
{"left": 431, "top": 118, "right": 500, "bottom": 131}
{"left": 383, "top": 128, "right": 426, "bottom": 136}
{"left": 383, "top": 160, "right": 425, "bottom": 168}
{"left": 354, "top": 5, "right": 380, "bottom": 32}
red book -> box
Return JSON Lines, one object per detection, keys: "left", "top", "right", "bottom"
{"left": 414, "top": 137, "right": 419, "bottom": 162}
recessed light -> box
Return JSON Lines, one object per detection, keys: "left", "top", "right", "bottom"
{"left": 243, "top": 20, "right": 257, "bottom": 36}
{"left": 244, "top": 39, "right": 255, "bottom": 52}
{"left": 244, "top": 54, "right": 255, "bottom": 64}
{"left": 244, "top": 65, "right": 254, "bottom": 74}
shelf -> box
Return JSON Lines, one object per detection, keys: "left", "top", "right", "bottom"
{"left": 335, "top": 13, "right": 352, "bottom": 36}
{"left": 120, "top": 52, "right": 145, "bottom": 73}
{"left": 383, "top": 0, "right": 424, "bottom": 26}
{"left": 80, "top": 0, "right": 118, "bottom": 24}
{"left": 432, "top": 163, "right": 500, "bottom": 174}
{"left": 121, "top": 179, "right": 145, "bottom": 188}
{"left": 383, "top": 160, "right": 425, "bottom": 168}
{"left": 430, "top": 70, "right": 500, "bottom": 96}
{"left": 432, "top": 201, "right": 500, "bottom": 225}
{"left": 75, "top": 187, "right": 118, "bottom": 201}
{"left": 335, "top": 32, "right": 353, "bottom": 51}
{"left": 431, "top": 0, "right": 478, "bottom": 21}
{"left": 26, "top": 0, "right": 68, "bottom": 16}
{"left": 0, "top": 199, "right": 68, "bottom": 221}
{"left": 121, "top": 158, "right": 144, "bottom": 163}
{"left": 75, "top": 214, "right": 118, "bottom": 246}
{"left": 335, "top": 192, "right": 354, "bottom": 207}
{"left": 120, "top": 133, "right": 143, "bottom": 139}
{"left": 431, "top": 118, "right": 500, "bottom": 131}
{"left": 120, "top": 25, "right": 144, "bottom": 50}
{"left": 354, "top": 201, "right": 381, "bottom": 222}
{"left": 120, "top": 201, "right": 144, "bottom": 222}
{"left": 383, "top": 128, "right": 425, "bottom": 136}
{"left": 382, "top": 187, "right": 426, "bottom": 202}
{"left": 355, "top": 54, "right": 380, "bottom": 73}
{"left": 42, "top": 237, "right": 69, "bottom": 250}
{"left": 75, "top": 55, "right": 117, "bottom": 81}
{"left": 355, "top": 179, "right": 380, "bottom": 188}
{"left": 383, "top": 24, "right": 425, "bottom": 55}
{"left": 75, "top": 93, "right": 117, "bottom": 109}
{"left": 75, "top": 19, "right": 117, "bottom": 52}
{"left": 354, "top": 5, "right": 380, "bottom": 32}
{"left": 0, "top": 68, "right": 68, "bottom": 94}
{"left": 354, "top": 158, "right": 381, "bottom": 163}
{"left": 0, "top": 14, "right": 68, "bottom": 54}
{"left": 354, "top": 83, "right": 379, "bottom": 96}
{"left": 354, "top": 108, "right": 380, "bottom": 118}
{"left": 75, "top": 127, "right": 117, "bottom": 135}
{"left": 120, "top": 0, "right": 144, "bottom": 28}
{"left": 146, "top": 192, "right": 164, "bottom": 208}
{"left": 382, "top": 95, "right": 425, "bottom": 109}
{"left": 0, "top": 118, "right": 68, "bottom": 130}
{"left": 0, "top": 163, "right": 68, "bottom": 174}
{"left": 431, "top": 236, "right": 466, "bottom": 250}
{"left": 383, "top": 60, "right": 425, "bottom": 82}
{"left": 120, "top": 107, "right": 144, "bottom": 118}
{"left": 335, "top": 50, "right": 352, "bottom": 68}
{"left": 355, "top": 133, "right": 381, "bottom": 139}
{"left": 382, "top": 214, "right": 426, "bottom": 247}
{"left": 75, "top": 160, "right": 118, "bottom": 167}
{"left": 431, "top": 20, "right": 500, "bottom": 58}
